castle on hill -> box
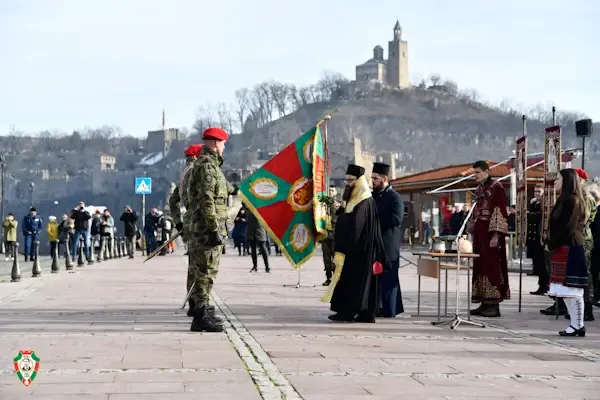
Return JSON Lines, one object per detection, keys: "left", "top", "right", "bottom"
{"left": 354, "top": 20, "right": 409, "bottom": 89}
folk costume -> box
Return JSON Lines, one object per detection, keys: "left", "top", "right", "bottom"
{"left": 372, "top": 162, "right": 405, "bottom": 317}
{"left": 322, "top": 164, "right": 386, "bottom": 323}
{"left": 547, "top": 190, "right": 588, "bottom": 336}
{"left": 468, "top": 176, "right": 510, "bottom": 317}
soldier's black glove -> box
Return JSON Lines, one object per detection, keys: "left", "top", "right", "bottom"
{"left": 176, "top": 222, "right": 184, "bottom": 232}
{"left": 231, "top": 184, "right": 239, "bottom": 196}
{"left": 206, "top": 231, "right": 223, "bottom": 246}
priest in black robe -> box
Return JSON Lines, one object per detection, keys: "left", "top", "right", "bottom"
{"left": 321, "top": 164, "right": 386, "bottom": 323}
{"left": 371, "top": 162, "right": 405, "bottom": 317}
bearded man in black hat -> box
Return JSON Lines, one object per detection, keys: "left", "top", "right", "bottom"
{"left": 322, "top": 164, "right": 386, "bottom": 323}
{"left": 371, "top": 162, "right": 405, "bottom": 317}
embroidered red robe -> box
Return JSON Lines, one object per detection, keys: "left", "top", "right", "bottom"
{"left": 468, "top": 178, "right": 511, "bottom": 304}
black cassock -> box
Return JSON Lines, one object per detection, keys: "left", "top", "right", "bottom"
{"left": 373, "top": 185, "right": 405, "bottom": 317}
{"left": 330, "top": 196, "right": 386, "bottom": 317}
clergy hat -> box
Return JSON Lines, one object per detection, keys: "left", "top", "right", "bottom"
{"left": 372, "top": 162, "right": 390, "bottom": 176}
{"left": 346, "top": 164, "right": 365, "bottom": 178}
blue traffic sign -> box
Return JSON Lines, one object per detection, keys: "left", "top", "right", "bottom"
{"left": 135, "top": 177, "right": 152, "bottom": 195}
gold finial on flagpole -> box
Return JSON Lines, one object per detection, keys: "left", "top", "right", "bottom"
{"left": 316, "top": 108, "right": 339, "bottom": 127}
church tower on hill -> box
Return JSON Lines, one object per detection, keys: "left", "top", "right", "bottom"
{"left": 386, "top": 20, "right": 409, "bottom": 89}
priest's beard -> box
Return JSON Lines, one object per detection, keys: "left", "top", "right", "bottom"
{"left": 343, "top": 185, "right": 353, "bottom": 201}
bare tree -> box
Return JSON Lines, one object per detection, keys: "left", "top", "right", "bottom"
{"left": 442, "top": 79, "right": 458, "bottom": 95}
{"left": 286, "top": 84, "right": 301, "bottom": 110}
{"left": 429, "top": 74, "right": 441, "bottom": 86}
{"left": 5, "top": 125, "right": 24, "bottom": 154}
{"left": 296, "top": 87, "right": 311, "bottom": 107}
{"left": 37, "top": 130, "right": 64, "bottom": 153}
{"left": 317, "top": 72, "right": 349, "bottom": 102}
{"left": 270, "top": 82, "right": 289, "bottom": 117}
{"left": 257, "top": 82, "right": 274, "bottom": 123}
{"left": 216, "top": 102, "right": 232, "bottom": 133}
{"left": 498, "top": 98, "right": 513, "bottom": 113}
{"left": 192, "top": 104, "right": 215, "bottom": 135}
{"left": 234, "top": 88, "right": 250, "bottom": 133}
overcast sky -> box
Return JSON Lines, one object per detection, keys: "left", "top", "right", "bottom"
{"left": 1, "top": 0, "right": 597, "bottom": 136}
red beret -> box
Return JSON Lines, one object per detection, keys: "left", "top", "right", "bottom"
{"left": 575, "top": 168, "right": 588, "bottom": 180}
{"left": 184, "top": 144, "right": 203, "bottom": 156}
{"left": 202, "top": 127, "right": 229, "bottom": 141}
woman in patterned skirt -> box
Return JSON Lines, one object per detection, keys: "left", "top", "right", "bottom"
{"left": 546, "top": 168, "right": 589, "bottom": 337}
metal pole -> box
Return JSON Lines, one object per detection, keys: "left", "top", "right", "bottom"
{"left": 142, "top": 193, "right": 146, "bottom": 253}
{"left": 582, "top": 136, "right": 586, "bottom": 170}
{"left": 552, "top": 106, "right": 556, "bottom": 125}
{"left": 518, "top": 114, "right": 527, "bottom": 313}
{"left": 0, "top": 159, "right": 5, "bottom": 254}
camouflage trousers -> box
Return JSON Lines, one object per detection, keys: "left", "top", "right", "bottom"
{"left": 181, "top": 213, "right": 191, "bottom": 244}
{"left": 321, "top": 234, "right": 335, "bottom": 280}
{"left": 584, "top": 238, "right": 594, "bottom": 301}
{"left": 188, "top": 237, "right": 223, "bottom": 308}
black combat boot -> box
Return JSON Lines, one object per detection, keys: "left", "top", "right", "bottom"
{"left": 24, "top": 255, "right": 28, "bottom": 262}
{"left": 206, "top": 305, "right": 224, "bottom": 324}
{"left": 190, "top": 307, "right": 224, "bottom": 332}
{"left": 187, "top": 298, "right": 196, "bottom": 317}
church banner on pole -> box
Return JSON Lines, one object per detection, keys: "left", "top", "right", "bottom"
{"left": 541, "top": 126, "right": 562, "bottom": 240}
{"left": 515, "top": 136, "right": 527, "bottom": 249}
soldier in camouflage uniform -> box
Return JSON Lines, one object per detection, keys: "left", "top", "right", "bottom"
{"left": 168, "top": 144, "right": 203, "bottom": 316}
{"left": 576, "top": 168, "right": 596, "bottom": 321}
{"left": 187, "top": 127, "right": 237, "bottom": 332}
{"left": 168, "top": 144, "right": 203, "bottom": 243}
{"left": 320, "top": 185, "right": 341, "bottom": 286}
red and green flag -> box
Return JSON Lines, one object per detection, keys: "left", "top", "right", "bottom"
{"left": 239, "top": 124, "right": 329, "bottom": 268}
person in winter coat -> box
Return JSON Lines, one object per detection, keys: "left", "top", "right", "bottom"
{"left": 120, "top": 205, "right": 139, "bottom": 258}
{"left": 47, "top": 216, "right": 60, "bottom": 257}
{"left": 91, "top": 210, "right": 102, "bottom": 239}
{"left": 70, "top": 201, "right": 91, "bottom": 259}
{"left": 22, "top": 207, "right": 43, "bottom": 262}
{"left": 58, "top": 214, "right": 73, "bottom": 258}
{"left": 245, "top": 209, "right": 270, "bottom": 272}
{"left": 144, "top": 209, "right": 160, "bottom": 255}
{"left": 232, "top": 207, "right": 248, "bottom": 256}
{"left": 2, "top": 213, "right": 18, "bottom": 260}
{"left": 101, "top": 209, "right": 115, "bottom": 257}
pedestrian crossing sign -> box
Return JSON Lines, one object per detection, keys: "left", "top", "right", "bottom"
{"left": 135, "top": 177, "right": 152, "bottom": 195}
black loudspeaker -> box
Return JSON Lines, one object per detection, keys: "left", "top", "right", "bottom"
{"left": 402, "top": 201, "right": 415, "bottom": 231}
{"left": 575, "top": 119, "right": 593, "bottom": 138}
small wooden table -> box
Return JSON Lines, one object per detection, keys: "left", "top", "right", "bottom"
{"left": 412, "top": 252, "right": 480, "bottom": 324}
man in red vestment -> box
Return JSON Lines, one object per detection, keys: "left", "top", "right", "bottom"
{"left": 468, "top": 160, "right": 511, "bottom": 317}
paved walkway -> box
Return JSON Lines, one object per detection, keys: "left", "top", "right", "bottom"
{"left": 0, "top": 249, "right": 599, "bottom": 399}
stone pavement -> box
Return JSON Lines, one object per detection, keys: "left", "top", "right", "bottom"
{"left": 0, "top": 248, "right": 599, "bottom": 400}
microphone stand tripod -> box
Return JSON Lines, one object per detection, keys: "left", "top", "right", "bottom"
{"left": 435, "top": 199, "right": 485, "bottom": 330}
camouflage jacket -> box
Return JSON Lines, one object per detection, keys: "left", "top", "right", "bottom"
{"left": 187, "top": 147, "right": 229, "bottom": 240}
{"left": 584, "top": 187, "right": 597, "bottom": 243}
{"left": 168, "top": 158, "right": 195, "bottom": 227}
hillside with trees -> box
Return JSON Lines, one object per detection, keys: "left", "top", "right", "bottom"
{"left": 191, "top": 72, "right": 598, "bottom": 175}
